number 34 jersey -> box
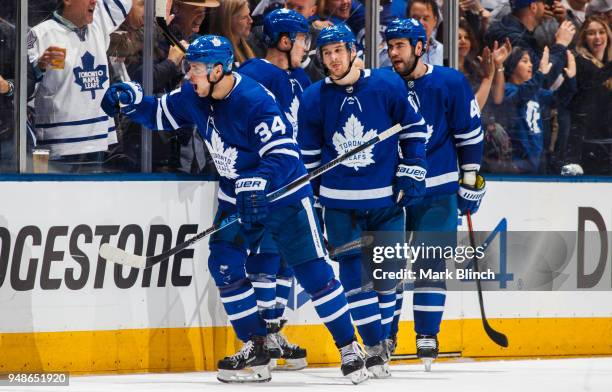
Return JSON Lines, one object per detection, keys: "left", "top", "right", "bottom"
{"left": 127, "top": 72, "right": 311, "bottom": 209}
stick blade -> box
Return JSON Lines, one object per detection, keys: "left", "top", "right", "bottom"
{"left": 484, "top": 321, "right": 509, "bottom": 347}
{"left": 99, "top": 243, "right": 147, "bottom": 269}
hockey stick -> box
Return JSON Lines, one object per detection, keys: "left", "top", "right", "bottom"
{"left": 155, "top": 0, "right": 187, "bottom": 53}
{"left": 328, "top": 235, "right": 374, "bottom": 259}
{"left": 466, "top": 210, "right": 509, "bottom": 348}
{"left": 99, "top": 124, "right": 404, "bottom": 269}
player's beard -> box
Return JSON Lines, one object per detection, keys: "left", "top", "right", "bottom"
{"left": 392, "top": 56, "right": 417, "bottom": 79}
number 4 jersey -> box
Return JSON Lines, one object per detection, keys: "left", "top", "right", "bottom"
{"left": 402, "top": 65, "right": 483, "bottom": 196}
{"left": 125, "top": 72, "right": 311, "bottom": 209}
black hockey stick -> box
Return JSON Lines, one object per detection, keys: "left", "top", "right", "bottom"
{"left": 99, "top": 124, "right": 404, "bottom": 269}
{"left": 155, "top": 0, "right": 187, "bottom": 53}
{"left": 466, "top": 210, "right": 509, "bottom": 348}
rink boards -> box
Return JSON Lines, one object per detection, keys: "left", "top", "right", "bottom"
{"left": 0, "top": 178, "right": 611, "bottom": 373}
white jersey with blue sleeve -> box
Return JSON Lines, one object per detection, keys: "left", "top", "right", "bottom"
{"left": 126, "top": 72, "right": 311, "bottom": 209}
{"left": 28, "top": 0, "right": 132, "bottom": 158}
{"left": 238, "top": 58, "right": 312, "bottom": 139}
{"left": 405, "top": 65, "right": 483, "bottom": 196}
{"left": 298, "top": 68, "right": 427, "bottom": 210}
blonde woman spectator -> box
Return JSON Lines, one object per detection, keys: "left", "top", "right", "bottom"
{"left": 206, "top": 0, "right": 255, "bottom": 64}
{"left": 565, "top": 16, "right": 612, "bottom": 175}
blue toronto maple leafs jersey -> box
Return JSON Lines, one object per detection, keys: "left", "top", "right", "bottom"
{"left": 238, "top": 58, "right": 312, "bottom": 139}
{"left": 501, "top": 71, "right": 576, "bottom": 173}
{"left": 398, "top": 65, "right": 483, "bottom": 196}
{"left": 298, "top": 68, "right": 427, "bottom": 209}
{"left": 125, "top": 72, "right": 311, "bottom": 209}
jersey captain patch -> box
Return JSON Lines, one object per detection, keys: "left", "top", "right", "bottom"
{"left": 73, "top": 51, "right": 108, "bottom": 99}
{"left": 332, "top": 114, "right": 377, "bottom": 171}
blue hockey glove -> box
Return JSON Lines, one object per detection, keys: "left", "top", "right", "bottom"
{"left": 235, "top": 176, "right": 270, "bottom": 227}
{"left": 101, "top": 81, "right": 143, "bottom": 117}
{"left": 457, "top": 171, "right": 486, "bottom": 215}
{"left": 394, "top": 158, "right": 427, "bottom": 207}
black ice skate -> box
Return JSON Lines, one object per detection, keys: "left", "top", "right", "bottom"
{"left": 274, "top": 320, "right": 308, "bottom": 370}
{"left": 339, "top": 340, "right": 369, "bottom": 384}
{"left": 217, "top": 336, "right": 271, "bottom": 383}
{"left": 416, "top": 334, "right": 439, "bottom": 372}
{"left": 265, "top": 322, "right": 283, "bottom": 369}
{"left": 365, "top": 342, "right": 391, "bottom": 378}
{"left": 386, "top": 334, "right": 398, "bottom": 356}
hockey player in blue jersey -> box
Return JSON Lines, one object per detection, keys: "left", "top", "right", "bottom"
{"left": 238, "top": 8, "right": 312, "bottom": 370}
{"left": 298, "top": 23, "right": 428, "bottom": 378}
{"left": 101, "top": 35, "right": 368, "bottom": 384}
{"left": 385, "top": 18, "right": 485, "bottom": 371}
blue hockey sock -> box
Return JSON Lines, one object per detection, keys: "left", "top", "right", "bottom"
{"left": 209, "top": 242, "right": 266, "bottom": 341}
{"left": 413, "top": 290, "right": 446, "bottom": 336}
{"left": 338, "top": 254, "right": 383, "bottom": 346}
{"left": 390, "top": 287, "right": 404, "bottom": 337}
{"left": 246, "top": 253, "right": 280, "bottom": 323}
{"left": 346, "top": 289, "right": 383, "bottom": 346}
{"left": 377, "top": 290, "right": 396, "bottom": 340}
{"left": 274, "top": 273, "right": 293, "bottom": 320}
{"left": 293, "top": 258, "right": 355, "bottom": 347}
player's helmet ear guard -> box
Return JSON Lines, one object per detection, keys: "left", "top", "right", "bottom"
{"left": 384, "top": 18, "right": 428, "bottom": 51}
{"left": 263, "top": 8, "right": 310, "bottom": 47}
{"left": 316, "top": 23, "right": 356, "bottom": 53}
{"left": 186, "top": 35, "right": 234, "bottom": 74}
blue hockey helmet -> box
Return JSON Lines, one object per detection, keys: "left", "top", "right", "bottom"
{"left": 263, "top": 8, "right": 310, "bottom": 47}
{"left": 316, "top": 23, "right": 356, "bottom": 51}
{"left": 384, "top": 18, "right": 427, "bottom": 50}
{"left": 186, "top": 35, "right": 234, "bottom": 73}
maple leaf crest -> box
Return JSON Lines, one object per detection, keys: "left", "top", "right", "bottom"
{"left": 285, "top": 96, "right": 300, "bottom": 139}
{"left": 73, "top": 51, "right": 108, "bottom": 99}
{"left": 332, "top": 114, "right": 377, "bottom": 171}
{"left": 204, "top": 122, "right": 239, "bottom": 179}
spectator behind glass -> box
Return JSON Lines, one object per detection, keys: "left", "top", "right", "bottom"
{"left": 458, "top": 19, "right": 510, "bottom": 109}
{"left": 170, "top": 0, "right": 219, "bottom": 42}
{"left": 587, "top": 0, "right": 612, "bottom": 25}
{"left": 408, "top": 0, "right": 443, "bottom": 65}
{"left": 28, "top": 0, "right": 132, "bottom": 173}
{"left": 501, "top": 46, "right": 577, "bottom": 173}
{"left": 107, "top": 0, "right": 194, "bottom": 172}
{"left": 565, "top": 16, "right": 612, "bottom": 175}
{"left": 485, "top": 0, "right": 576, "bottom": 87}
{"left": 458, "top": 19, "right": 512, "bottom": 173}
{"left": 205, "top": 0, "right": 255, "bottom": 64}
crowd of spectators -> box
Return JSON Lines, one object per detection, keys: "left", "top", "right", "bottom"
{"left": 0, "top": 0, "right": 610, "bottom": 175}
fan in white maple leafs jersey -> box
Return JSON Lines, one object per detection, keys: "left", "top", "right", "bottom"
{"left": 298, "top": 67, "right": 427, "bottom": 209}
{"left": 125, "top": 72, "right": 310, "bottom": 210}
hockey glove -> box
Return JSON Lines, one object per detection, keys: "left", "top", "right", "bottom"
{"left": 394, "top": 158, "right": 427, "bottom": 207}
{"left": 457, "top": 171, "right": 486, "bottom": 215}
{"left": 101, "top": 81, "right": 143, "bottom": 117}
{"left": 235, "top": 176, "right": 270, "bottom": 227}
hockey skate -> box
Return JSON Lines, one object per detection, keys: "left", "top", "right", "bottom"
{"left": 339, "top": 340, "right": 369, "bottom": 384}
{"left": 273, "top": 321, "right": 308, "bottom": 370}
{"left": 217, "top": 336, "right": 271, "bottom": 383}
{"left": 265, "top": 324, "right": 283, "bottom": 369}
{"left": 365, "top": 342, "right": 391, "bottom": 378}
{"left": 386, "top": 334, "right": 398, "bottom": 356}
{"left": 416, "top": 334, "right": 439, "bottom": 372}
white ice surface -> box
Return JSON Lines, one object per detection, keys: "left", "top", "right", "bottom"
{"left": 1, "top": 357, "right": 611, "bottom": 392}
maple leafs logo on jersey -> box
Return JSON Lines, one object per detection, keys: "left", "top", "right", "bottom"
{"left": 332, "top": 114, "right": 377, "bottom": 171}
{"left": 204, "top": 118, "right": 238, "bottom": 179}
{"left": 73, "top": 51, "right": 108, "bottom": 99}
{"left": 285, "top": 96, "right": 300, "bottom": 139}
